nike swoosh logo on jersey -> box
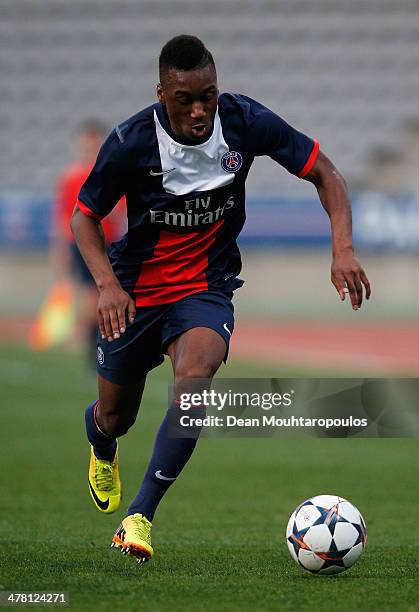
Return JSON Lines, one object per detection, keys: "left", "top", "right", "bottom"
{"left": 149, "top": 168, "right": 176, "bottom": 176}
{"left": 88, "top": 479, "right": 110, "bottom": 510}
{"left": 155, "top": 470, "right": 176, "bottom": 481}
{"left": 223, "top": 323, "right": 232, "bottom": 336}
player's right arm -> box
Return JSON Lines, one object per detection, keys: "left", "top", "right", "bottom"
{"left": 70, "top": 129, "right": 135, "bottom": 342}
{"left": 70, "top": 207, "right": 135, "bottom": 341}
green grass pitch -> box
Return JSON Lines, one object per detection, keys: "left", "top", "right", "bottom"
{"left": 0, "top": 344, "right": 418, "bottom": 611}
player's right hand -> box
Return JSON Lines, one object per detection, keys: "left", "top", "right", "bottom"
{"left": 97, "top": 283, "right": 136, "bottom": 342}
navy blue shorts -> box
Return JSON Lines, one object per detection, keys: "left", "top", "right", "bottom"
{"left": 96, "top": 289, "right": 235, "bottom": 384}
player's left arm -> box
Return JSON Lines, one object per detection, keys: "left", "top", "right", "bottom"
{"left": 303, "top": 149, "right": 371, "bottom": 310}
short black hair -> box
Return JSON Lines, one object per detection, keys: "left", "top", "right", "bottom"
{"left": 159, "top": 35, "right": 215, "bottom": 80}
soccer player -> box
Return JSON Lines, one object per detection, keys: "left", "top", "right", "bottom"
{"left": 52, "top": 120, "right": 125, "bottom": 365}
{"left": 71, "top": 35, "right": 371, "bottom": 563}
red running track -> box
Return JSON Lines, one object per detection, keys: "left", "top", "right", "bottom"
{"left": 1, "top": 317, "right": 418, "bottom": 375}
{"left": 231, "top": 321, "right": 419, "bottom": 375}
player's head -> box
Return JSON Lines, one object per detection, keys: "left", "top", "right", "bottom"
{"left": 157, "top": 35, "right": 218, "bottom": 144}
{"left": 77, "top": 119, "right": 108, "bottom": 164}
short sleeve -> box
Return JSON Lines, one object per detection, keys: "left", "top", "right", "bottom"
{"left": 242, "top": 95, "right": 319, "bottom": 177}
{"left": 77, "top": 131, "right": 127, "bottom": 220}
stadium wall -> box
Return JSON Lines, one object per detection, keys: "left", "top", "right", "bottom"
{"left": 0, "top": 192, "right": 418, "bottom": 252}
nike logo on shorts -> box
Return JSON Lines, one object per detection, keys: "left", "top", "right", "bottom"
{"left": 155, "top": 470, "right": 176, "bottom": 481}
{"left": 223, "top": 323, "right": 232, "bottom": 336}
{"left": 149, "top": 168, "right": 176, "bottom": 176}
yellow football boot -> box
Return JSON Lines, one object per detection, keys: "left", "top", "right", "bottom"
{"left": 88, "top": 445, "right": 121, "bottom": 514}
{"left": 111, "top": 513, "right": 154, "bottom": 564}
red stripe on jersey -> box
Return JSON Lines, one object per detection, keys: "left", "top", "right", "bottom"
{"left": 298, "top": 140, "right": 320, "bottom": 178}
{"left": 77, "top": 199, "right": 104, "bottom": 221}
{"left": 134, "top": 220, "right": 223, "bottom": 307}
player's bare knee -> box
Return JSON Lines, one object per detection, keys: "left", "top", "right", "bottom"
{"left": 176, "top": 362, "right": 215, "bottom": 380}
{"left": 173, "top": 363, "right": 216, "bottom": 399}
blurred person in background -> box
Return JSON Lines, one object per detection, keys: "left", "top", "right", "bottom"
{"left": 51, "top": 120, "right": 125, "bottom": 366}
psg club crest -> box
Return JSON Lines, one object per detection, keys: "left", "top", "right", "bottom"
{"left": 221, "top": 150, "right": 243, "bottom": 173}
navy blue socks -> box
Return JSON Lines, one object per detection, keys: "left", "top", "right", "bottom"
{"left": 85, "top": 398, "right": 204, "bottom": 520}
{"left": 127, "top": 403, "right": 204, "bottom": 521}
{"left": 85, "top": 400, "right": 117, "bottom": 461}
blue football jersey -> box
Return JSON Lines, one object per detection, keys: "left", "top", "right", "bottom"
{"left": 78, "top": 93, "right": 319, "bottom": 306}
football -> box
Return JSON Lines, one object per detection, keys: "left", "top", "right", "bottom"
{"left": 286, "top": 494, "right": 367, "bottom": 575}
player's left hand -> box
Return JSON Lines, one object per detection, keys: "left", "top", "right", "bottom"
{"left": 331, "top": 249, "right": 371, "bottom": 310}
